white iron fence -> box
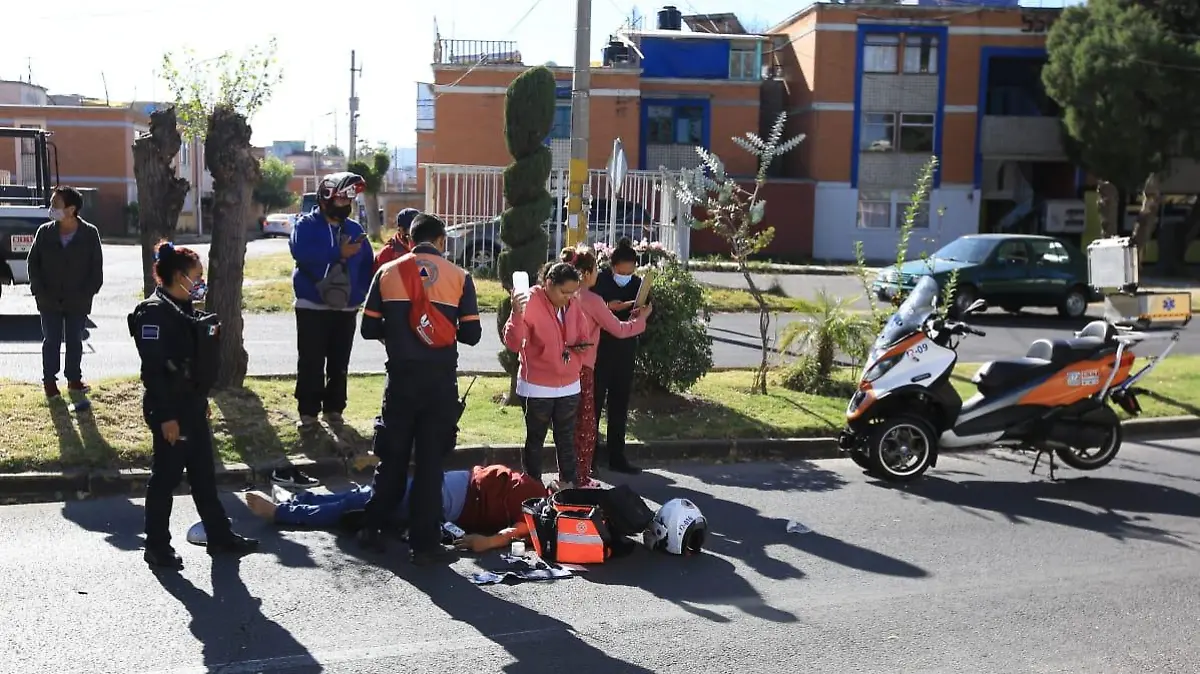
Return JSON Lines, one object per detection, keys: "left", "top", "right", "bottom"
{"left": 423, "top": 163, "right": 691, "bottom": 274}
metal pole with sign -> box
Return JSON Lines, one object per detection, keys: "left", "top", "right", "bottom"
{"left": 606, "top": 138, "right": 626, "bottom": 248}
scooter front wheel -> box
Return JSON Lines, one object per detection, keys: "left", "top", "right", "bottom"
{"left": 866, "top": 414, "right": 937, "bottom": 482}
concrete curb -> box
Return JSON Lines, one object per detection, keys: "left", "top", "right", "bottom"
{"left": 1, "top": 415, "right": 1196, "bottom": 505}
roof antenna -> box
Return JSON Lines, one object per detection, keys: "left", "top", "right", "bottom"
{"left": 101, "top": 72, "right": 110, "bottom": 106}
{"left": 27, "top": 57, "right": 33, "bottom": 84}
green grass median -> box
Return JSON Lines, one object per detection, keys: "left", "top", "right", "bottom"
{"left": 240, "top": 253, "right": 815, "bottom": 314}
{"left": 3, "top": 358, "right": 1199, "bottom": 475}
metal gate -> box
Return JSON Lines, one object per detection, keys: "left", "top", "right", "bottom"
{"left": 423, "top": 163, "right": 690, "bottom": 274}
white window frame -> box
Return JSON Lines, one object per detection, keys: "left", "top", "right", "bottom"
{"left": 903, "top": 35, "right": 939, "bottom": 74}
{"left": 862, "top": 35, "right": 899, "bottom": 74}
{"left": 860, "top": 112, "right": 896, "bottom": 152}
{"left": 857, "top": 191, "right": 893, "bottom": 229}
{"left": 13, "top": 119, "right": 45, "bottom": 186}
{"left": 729, "top": 48, "right": 758, "bottom": 80}
{"left": 898, "top": 112, "right": 936, "bottom": 153}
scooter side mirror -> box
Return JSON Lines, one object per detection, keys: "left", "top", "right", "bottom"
{"left": 966, "top": 298, "right": 988, "bottom": 315}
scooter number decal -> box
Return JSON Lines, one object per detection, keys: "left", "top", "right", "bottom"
{"left": 906, "top": 343, "right": 929, "bottom": 360}
{"left": 1066, "top": 369, "right": 1100, "bottom": 386}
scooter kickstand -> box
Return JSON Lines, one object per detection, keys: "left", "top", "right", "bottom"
{"left": 1030, "top": 449, "right": 1059, "bottom": 481}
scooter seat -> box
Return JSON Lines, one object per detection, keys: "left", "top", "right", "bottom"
{"left": 1023, "top": 319, "right": 1118, "bottom": 366}
{"left": 972, "top": 358, "right": 1058, "bottom": 397}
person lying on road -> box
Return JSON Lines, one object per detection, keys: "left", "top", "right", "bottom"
{"left": 241, "top": 464, "right": 549, "bottom": 552}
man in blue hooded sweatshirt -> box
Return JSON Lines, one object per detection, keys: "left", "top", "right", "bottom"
{"left": 288, "top": 172, "right": 376, "bottom": 447}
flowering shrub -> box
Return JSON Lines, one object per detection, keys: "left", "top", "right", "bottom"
{"left": 592, "top": 239, "right": 678, "bottom": 269}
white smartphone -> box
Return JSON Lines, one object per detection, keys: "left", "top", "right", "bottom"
{"left": 512, "top": 271, "right": 530, "bottom": 296}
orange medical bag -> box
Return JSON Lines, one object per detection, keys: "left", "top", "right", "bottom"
{"left": 521, "top": 489, "right": 614, "bottom": 565}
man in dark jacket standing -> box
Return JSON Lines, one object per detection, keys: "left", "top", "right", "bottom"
{"left": 26, "top": 186, "right": 104, "bottom": 399}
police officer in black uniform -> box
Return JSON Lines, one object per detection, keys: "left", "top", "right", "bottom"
{"left": 130, "top": 240, "right": 259, "bottom": 569}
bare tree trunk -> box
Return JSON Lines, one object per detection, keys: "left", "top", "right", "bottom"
{"left": 1130, "top": 173, "right": 1161, "bottom": 268}
{"left": 736, "top": 260, "right": 770, "bottom": 395}
{"left": 1097, "top": 180, "right": 1120, "bottom": 238}
{"left": 204, "top": 104, "right": 257, "bottom": 389}
{"left": 365, "top": 192, "right": 382, "bottom": 239}
{"left": 132, "top": 107, "right": 190, "bottom": 297}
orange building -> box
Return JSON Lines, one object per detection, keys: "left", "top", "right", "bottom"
{"left": 771, "top": 1, "right": 1073, "bottom": 260}
{"left": 417, "top": 4, "right": 1089, "bottom": 261}
{"left": 0, "top": 81, "right": 154, "bottom": 235}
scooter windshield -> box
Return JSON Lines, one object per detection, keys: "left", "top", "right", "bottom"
{"left": 872, "top": 275, "right": 939, "bottom": 351}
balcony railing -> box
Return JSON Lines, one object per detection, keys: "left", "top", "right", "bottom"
{"left": 434, "top": 39, "right": 522, "bottom": 66}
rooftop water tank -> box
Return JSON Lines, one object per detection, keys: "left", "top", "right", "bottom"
{"left": 657, "top": 6, "right": 682, "bottom": 31}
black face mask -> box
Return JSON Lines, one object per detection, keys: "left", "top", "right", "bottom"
{"left": 324, "top": 203, "right": 353, "bottom": 221}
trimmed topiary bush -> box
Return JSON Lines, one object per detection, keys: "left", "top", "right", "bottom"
{"left": 495, "top": 65, "right": 557, "bottom": 397}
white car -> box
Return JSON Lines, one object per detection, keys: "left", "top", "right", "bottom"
{"left": 262, "top": 213, "right": 296, "bottom": 238}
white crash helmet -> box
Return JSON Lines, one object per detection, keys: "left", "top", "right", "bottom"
{"left": 642, "top": 498, "right": 707, "bottom": 555}
{"left": 185, "top": 519, "right": 232, "bottom": 546}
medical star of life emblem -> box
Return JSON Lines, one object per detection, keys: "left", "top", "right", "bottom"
{"left": 575, "top": 522, "right": 588, "bottom": 534}
{"left": 1163, "top": 297, "right": 1176, "bottom": 311}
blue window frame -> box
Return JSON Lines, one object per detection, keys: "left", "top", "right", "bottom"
{"left": 548, "top": 104, "right": 571, "bottom": 140}
{"left": 645, "top": 104, "right": 704, "bottom": 145}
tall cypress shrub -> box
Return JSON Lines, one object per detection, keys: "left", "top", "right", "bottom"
{"left": 495, "top": 66, "right": 556, "bottom": 401}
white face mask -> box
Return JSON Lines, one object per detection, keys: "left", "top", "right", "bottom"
{"left": 48, "top": 207, "right": 65, "bottom": 221}
{"left": 613, "top": 273, "right": 633, "bottom": 288}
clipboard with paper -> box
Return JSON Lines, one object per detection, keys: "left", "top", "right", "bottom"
{"left": 634, "top": 269, "right": 655, "bottom": 308}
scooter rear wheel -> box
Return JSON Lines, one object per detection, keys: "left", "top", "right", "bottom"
{"left": 866, "top": 414, "right": 937, "bottom": 482}
{"left": 1054, "top": 419, "right": 1122, "bottom": 471}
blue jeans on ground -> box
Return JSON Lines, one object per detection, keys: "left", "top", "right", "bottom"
{"left": 40, "top": 311, "right": 87, "bottom": 384}
{"left": 275, "top": 486, "right": 376, "bottom": 528}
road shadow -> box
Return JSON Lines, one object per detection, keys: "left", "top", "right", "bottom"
{"left": 152, "top": 556, "right": 322, "bottom": 672}
{"left": 967, "top": 311, "right": 1096, "bottom": 330}
{"left": 0, "top": 314, "right": 97, "bottom": 343}
{"left": 61, "top": 495, "right": 147, "bottom": 552}
{"left": 332, "top": 538, "right": 656, "bottom": 673}
{"left": 669, "top": 459, "right": 847, "bottom": 494}
{"left": 878, "top": 475, "right": 1200, "bottom": 546}
{"left": 620, "top": 468, "right": 927, "bottom": 582}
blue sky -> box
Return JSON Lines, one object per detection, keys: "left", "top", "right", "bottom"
{"left": 1, "top": 0, "right": 797, "bottom": 150}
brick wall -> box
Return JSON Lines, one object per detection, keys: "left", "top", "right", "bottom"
{"left": 689, "top": 179, "right": 814, "bottom": 260}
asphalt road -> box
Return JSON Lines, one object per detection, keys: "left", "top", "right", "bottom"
{"left": 2, "top": 240, "right": 1198, "bottom": 382}
{"left": 3, "top": 441, "right": 1199, "bottom": 672}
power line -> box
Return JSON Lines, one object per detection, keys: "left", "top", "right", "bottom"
{"left": 435, "top": 0, "right": 548, "bottom": 98}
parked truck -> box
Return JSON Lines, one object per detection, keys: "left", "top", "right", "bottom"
{"left": 0, "top": 127, "right": 57, "bottom": 300}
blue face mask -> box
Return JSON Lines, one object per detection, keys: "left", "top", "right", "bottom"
{"left": 613, "top": 273, "right": 633, "bottom": 288}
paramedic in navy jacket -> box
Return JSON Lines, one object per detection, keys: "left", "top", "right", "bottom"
{"left": 356, "top": 213, "right": 482, "bottom": 565}
{"left": 288, "top": 172, "right": 375, "bottom": 437}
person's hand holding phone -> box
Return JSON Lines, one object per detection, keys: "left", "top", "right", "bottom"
{"left": 632, "top": 303, "right": 654, "bottom": 321}
{"left": 607, "top": 299, "right": 636, "bottom": 312}
{"left": 511, "top": 290, "right": 529, "bottom": 315}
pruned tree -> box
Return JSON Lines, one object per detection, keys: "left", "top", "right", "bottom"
{"left": 322, "top": 144, "right": 345, "bottom": 157}
{"left": 496, "top": 66, "right": 557, "bottom": 403}
{"left": 670, "top": 111, "right": 804, "bottom": 394}
{"left": 254, "top": 155, "right": 297, "bottom": 214}
{"left": 347, "top": 150, "right": 391, "bottom": 238}
{"left": 161, "top": 39, "right": 282, "bottom": 389}
{"left": 132, "top": 106, "right": 191, "bottom": 297}
{"left": 1043, "top": 0, "right": 1200, "bottom": 275}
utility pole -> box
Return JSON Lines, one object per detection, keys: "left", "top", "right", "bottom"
{"left": 349, "top": 51, "right": 362, "bottom": 161}
{"left": 566, "top": 0, "right": 593, "bottom": 247}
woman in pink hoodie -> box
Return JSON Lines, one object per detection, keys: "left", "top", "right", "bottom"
{"left": 562, "top": 246, "right": 653, "bottom": 487}
{"left": 502, "top": 262, "right": 590, "bottom": 490}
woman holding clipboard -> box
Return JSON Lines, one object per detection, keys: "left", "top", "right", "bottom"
{"left": 591, "top": 238, "right": 650, "bottom": 474}
{"left": 562, "top": 245, "right": 652, "bottom": 487}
